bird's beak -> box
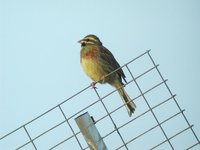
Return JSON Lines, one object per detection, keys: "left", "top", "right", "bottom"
{"left": 78, "top": 39, "right": 83, "bottom": 43}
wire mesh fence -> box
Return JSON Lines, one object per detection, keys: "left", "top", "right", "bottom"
{"left": 0, "top": 50, "right": 200, "bottom": 150}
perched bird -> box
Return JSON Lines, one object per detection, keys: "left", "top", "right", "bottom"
{"left": 78, "top": 34, "right": 136, "bottom": 117}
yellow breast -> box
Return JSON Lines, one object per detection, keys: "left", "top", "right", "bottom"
{"left": 81, "top": 58, "right": 105, "bottom": 82}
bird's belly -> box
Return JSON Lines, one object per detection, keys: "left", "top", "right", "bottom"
{"left": 81, "top": 58, "right": 105, "bottom": 82}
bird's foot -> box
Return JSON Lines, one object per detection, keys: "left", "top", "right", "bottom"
{"left": 90, "top": 82, "right": 97, "bottom": 89}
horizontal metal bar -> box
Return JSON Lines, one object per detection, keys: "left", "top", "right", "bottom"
{"left": 134, "top": 64, "right": 159, "bottom": 80}
{"left": 94, "top": 80, "right": 170, "bottom": 124}
{"left": 0, "top": 126, "right": 23, "bottom": 141}
{"left": 49, "top": 134, "right": 78, "bottom": 150}
{"left": 186, "top": 142, "right": 200, "bottom": 150}
{"left": 89, "top": 50, "right": 151, "bottom": 85}
{"left": 150, "top": 125, "right": 194, "bottom": 150}
{"left": 116, "top": 110, "right": 185, "bottom": 150}
{"left": 124, "top": 49, "right": 151, "bottom": 66}
{"left": 16, "top": 120, "right": 66, "bottom": 150}
{"left": 0, "top": 87, "right": 92, "bottom": 141}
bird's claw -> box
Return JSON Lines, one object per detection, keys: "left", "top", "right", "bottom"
{"left": 90, "top": 82, "right": 97, "bottom": 89}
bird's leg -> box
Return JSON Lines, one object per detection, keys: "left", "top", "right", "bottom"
{"left": 90, "top": 76, "right": 106, "bottom": 89}
{"left": 90, "top": 82, "right": 97, "bottom": 89}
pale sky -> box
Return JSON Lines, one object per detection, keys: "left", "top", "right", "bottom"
{"left": 0, "top": 0, "right": 200, "bottom": 149}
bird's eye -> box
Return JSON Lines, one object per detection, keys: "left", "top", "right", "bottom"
{"left": 86, "top": 39, "right": 90, "bottom": 42}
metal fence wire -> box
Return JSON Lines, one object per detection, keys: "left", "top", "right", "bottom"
{"left": 0, "top": 50, "right": 200, "bottom": 150}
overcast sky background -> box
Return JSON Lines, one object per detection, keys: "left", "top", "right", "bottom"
{"left": 0, "top": 0, "right": 200, "bottom": 149}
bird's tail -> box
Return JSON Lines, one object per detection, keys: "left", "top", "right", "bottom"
{"left": 117, "top": 86, "right": 136, "bottom": 117}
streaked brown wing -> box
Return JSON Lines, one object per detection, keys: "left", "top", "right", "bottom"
{"left": 98, "top": 46, "right": 127, "bottom": 83}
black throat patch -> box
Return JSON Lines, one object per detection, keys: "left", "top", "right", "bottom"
{"left": 81, "top": 42, "right": 86, "bottom": 47}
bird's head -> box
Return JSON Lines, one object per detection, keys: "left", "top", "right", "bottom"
{"left": 78, "top": 34, "right": 102, "bottom": 47}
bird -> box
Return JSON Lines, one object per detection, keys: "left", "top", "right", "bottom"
{"left": 78, "top": 34, "right": 136, "bottom": 117}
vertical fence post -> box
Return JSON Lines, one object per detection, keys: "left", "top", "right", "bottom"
{"left": 75, "top": 112, "right": 108, "bottom": 150}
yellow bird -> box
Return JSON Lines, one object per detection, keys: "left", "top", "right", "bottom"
{"left": 78, "top": 34, "right": 136, "bottom": 117}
